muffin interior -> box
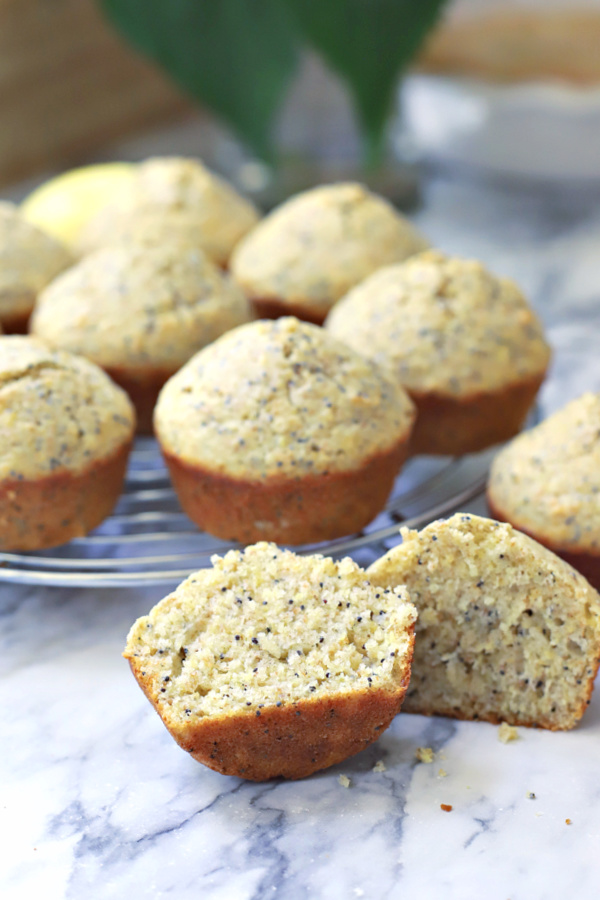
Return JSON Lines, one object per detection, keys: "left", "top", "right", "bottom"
{"left": 126, "top": 545, "right": 416, "bottom": 722}
{"left": 369, "top": 514, "right": 600, "bottom": 729}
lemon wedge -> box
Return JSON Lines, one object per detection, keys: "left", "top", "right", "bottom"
{"left": 21, "top": 162, "right": 135, "bottom": 247}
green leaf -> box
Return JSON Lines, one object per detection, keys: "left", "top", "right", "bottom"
{"left": 99, "top": 0, "right": 300, "bottom": 162}
{"left": 285, "top": 0, "right": 449, "bottom": 167}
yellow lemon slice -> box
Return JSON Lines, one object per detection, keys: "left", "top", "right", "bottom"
{"left": 21, "top": 162, "right": 135, "bottom": 247}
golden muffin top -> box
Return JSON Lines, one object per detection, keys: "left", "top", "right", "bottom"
{"left": 154, "top": 316, "right": 415, "bottom": 480}
{"left": 77, "top": 156, "right": 260, "bottom": 266}
{"left": 0, "top": 336, "right": 135, "bottom": 481}
{"left": 31, "top": 240, "right": 252, "bottom": 370}
{"left": 488, "top": 392, "right": 600, "bottom": 551}
{"left": 326, "top": 251, "right": 551, "bottom": 397}
{"left": 230, "top": 183, "right": 428, "bottom": 316}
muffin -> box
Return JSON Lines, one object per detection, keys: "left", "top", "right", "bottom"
{"left": 31, "top": 240, "right": 252, "bottom": 432}
{"left": 77, "top": 156, "right": 260, "bottom": 267}
{"left": 369, "top": 513, "right": 600, "bottom": 731}
{"left": 488, "top": 392, "right": 600, "bottom": 590}
{"left": 0, "top": 202, "right": 73, "bottom": 333}
{"left": 124, "top": 542, "right": 417, "bottom": 781}
{"left": 230, "top": 183, "right": 429, "bottom": 325}
{"left": 326, "top": 251, "right": 551, "bottom": 456}
{"left": 154, "top": 317, "right": 416, "bottom": 545}
{"left": 0, "top": 336, "right": 135, "bottom": 551}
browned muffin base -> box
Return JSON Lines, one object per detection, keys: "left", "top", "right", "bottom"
{"left": 400, "top": 680, "right": 598, "bottom": 732}
{"left": 0, "top": 441, "right": 132, "bottom": 551}
{"left": 408, "top": 373, "right": 545, "bottom": 457}
{"left": 252, "top": 297, "right": 328, "bottom": 327}
{"left": 162, "top": 437, "right": 411, "bottom": 545}
{"left": 105, "top": 365, "right": 176, "bottom": 434}
{"left": 129, "top": 660, "right": 413, "bottom": 780}
{"left": 488, "top": 496, "right": 600, "bottom": 593}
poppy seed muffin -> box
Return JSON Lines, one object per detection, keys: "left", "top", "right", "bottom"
{"left": 230, "top": 183, "right": 429, "bottom": 325}
{"left": 77, "top": 156, "right": 260, "bottom": 267}
{"left": 154, "top": 317, "right": 416, "bottom": 545}
{"left": 326, "top": 251, "right": 551, "bottom": 456}
{"left": 0, "top": 202, "right": 73, "bottom": 334}
{"left": 488, "top": 393, "right": 600, "bottom": 591}
{"left": 31, "top": 240, "right": 252, "bottom": 432}
{"left": 124, "top": 543, "right": 417, "bottom": 781}
{"left": 369, "top": 513, "right": 600, "bottom": 731}
{"left": 0, "top": 336, "right": 135, "bottom": 551}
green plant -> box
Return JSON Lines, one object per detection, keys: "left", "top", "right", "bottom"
{"left": 100, "top": 0, "right": 448, "bottom": 167}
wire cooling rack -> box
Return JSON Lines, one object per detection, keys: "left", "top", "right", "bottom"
{"left": 0, "top": 434, "right": 505, "bottom": 588}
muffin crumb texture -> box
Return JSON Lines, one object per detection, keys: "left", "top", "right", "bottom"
{"left": 124, "top": 543, "right": 416, "bottom": 780}
{"left": 369, "top": 513, "right": 600, "bottom": 730}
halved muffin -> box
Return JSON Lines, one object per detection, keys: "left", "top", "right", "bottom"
{"left": 369, "top": 513, "right": 600, "bottom": 730}
{"left": 326, "top": 251, "right": 551, "bottom": 455}
{"left": 230, "top": 182, "right": 428, "bottom": 325}
{"left": 0, "top": 336, "right": 135, "bottom": 550}
{"left": 488, "top": 392, "right": 600, "bottom": 590}
{"left": 124, "top": 543, "right": 417, "bottom": 780}
{"left": 154, "top": 317, "right": 416, "bottom": 544}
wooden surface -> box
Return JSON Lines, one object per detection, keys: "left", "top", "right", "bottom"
{"left": 0, "top": 0, "right": 192, "bottom": 187}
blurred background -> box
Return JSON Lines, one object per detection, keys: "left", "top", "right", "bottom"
{"left": 5, "top": 0, "right": 600, "bottom": 203}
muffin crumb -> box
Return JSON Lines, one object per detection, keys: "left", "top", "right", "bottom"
{"left": 498, "top": 723, "right": 520, "bottom": 743}
{"left": 416, "top": 747, "right": 434, "bottom": 763}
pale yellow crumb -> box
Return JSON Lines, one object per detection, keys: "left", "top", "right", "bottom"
{"left": 498, "top": 722, "right": 519, "bottom": 743}
{"left": 416, "top": 747, "right": 434, "bottom": 763}
{"left": 373, "top": 761, "right": 387, "bottom": 773}
{"left": 438, "top": 768, "right": 448, "bottom": 778}
{"left": 338, "top": 774, "right": 351, "bottom": 788}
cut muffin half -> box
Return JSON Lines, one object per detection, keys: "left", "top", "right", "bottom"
{"left": 369, "top": 513, "right": 600, "bottom": 731}
{"left": 124, "top": 543, "right": 417, "bottom": 781}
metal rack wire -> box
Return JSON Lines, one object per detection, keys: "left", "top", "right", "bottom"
{"left": 0, "top": 435, "right": 500, "bottom": 588}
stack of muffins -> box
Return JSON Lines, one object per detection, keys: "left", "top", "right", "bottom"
{"left": 6, "top": 153, "right": 600, "bottom": 781}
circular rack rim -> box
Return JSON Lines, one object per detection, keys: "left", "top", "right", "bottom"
{"left": 0, "top": 437, "right": 498, "bottom": 588}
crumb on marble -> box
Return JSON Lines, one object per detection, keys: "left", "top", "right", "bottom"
{"left": 440, "top": 803, "right": 453, "bottom": 812}
{"left": 566, "top": 818, "right": 572, "bottom": 825}
{"left": 527, "top": 791, "right": 536, "bottom": 800}
{"left": 438, "top": 768, "right": 448, "bottom": 778}
{"left": 372, "top": 760, "right": 386, "bottom": 773}
{"left": 339, "top": 774, "right": 351, "bottom": 788}
{"left": 498, "top": 722, "right": 519, "bottom": 743}
{"left": 416, "top": 746, "right": 434, "bottom": 763}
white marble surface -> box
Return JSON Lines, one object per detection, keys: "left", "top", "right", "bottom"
{"left": 3, "top": 174, "right": 600, "bottom": 900}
